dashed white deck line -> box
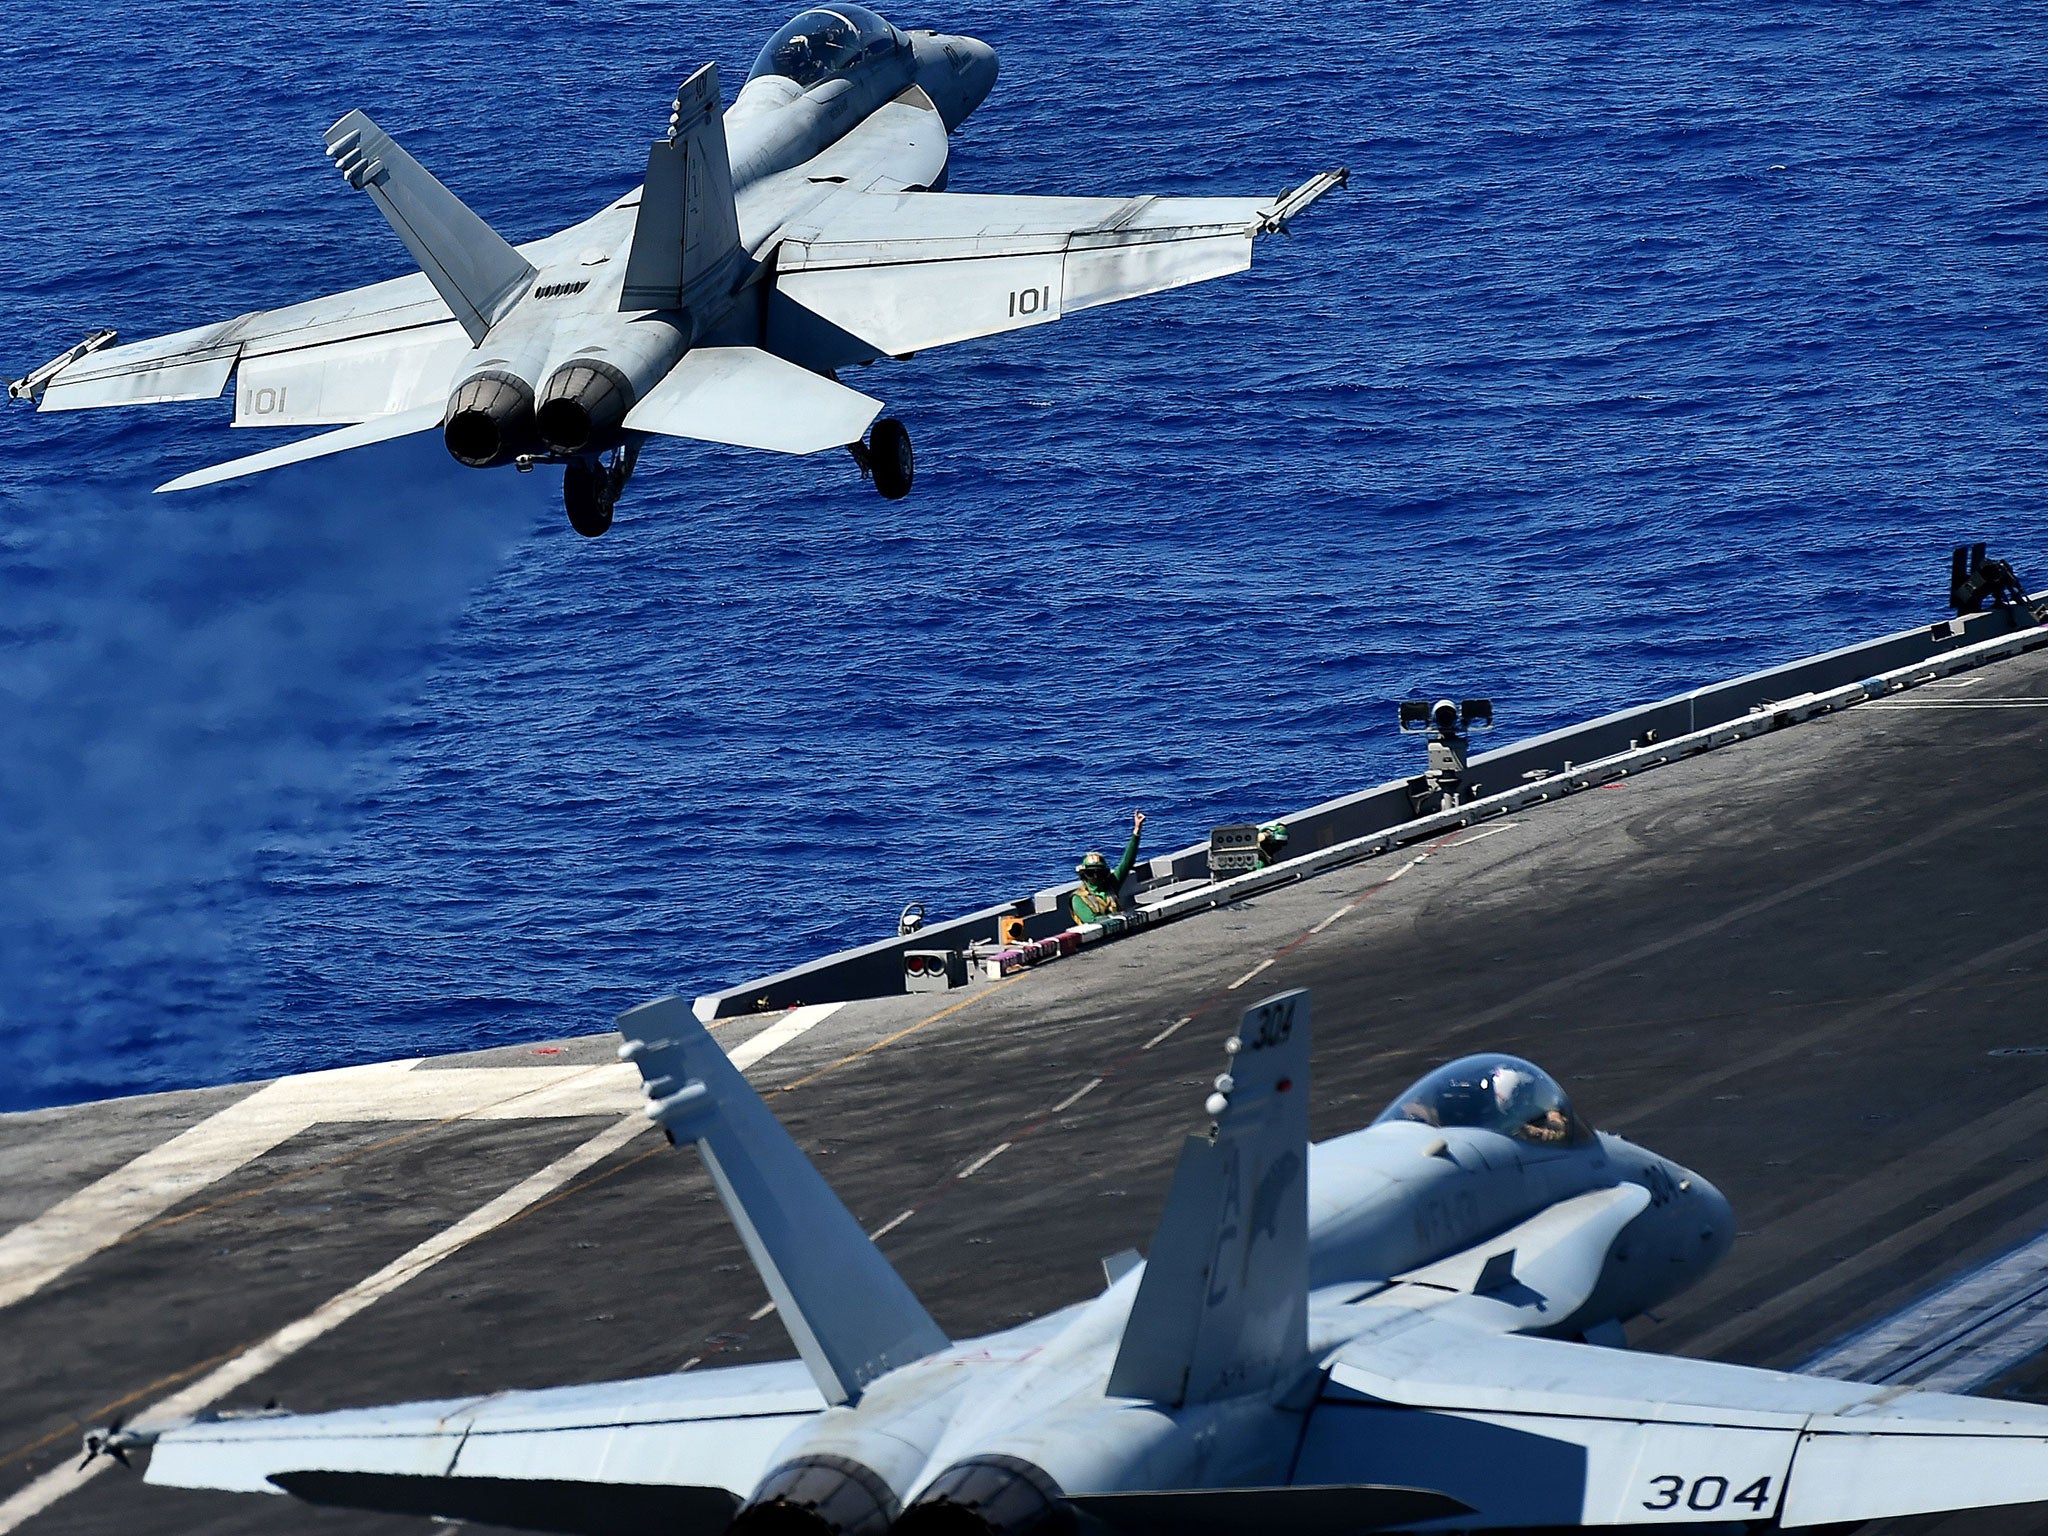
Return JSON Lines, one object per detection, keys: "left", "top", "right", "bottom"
{"left": 748, "top": 1301, "right": 777, "bottom": 1322}
{"left": 1448, "top": 822, "right": 1521, "bottom": 848}
{"left": 956, "top": 1143, "right": 1012, "bottom": 1180}
{"left": 1803, "top": 1223, "right": 2048, "bottom": 1392}
{"left": 0, "top": 1010, "right": 840, "bottom": 1532}
{"left": 1309, "top": 855, "right": 1427, "bottom": 935}
{"left": 868, "top": 1209, "right": 915, "bottom": 1240}
{"left": 1226, "top": 958, "right": 1276, "bottom": 992}
{"left": 0, "top": 1006, "right": 842, "bottom": 1317}
{"left": 1050, "top": 1078, "right": 1103, "bottom": 1115}
{"left": 1143, "top": 1017, "right": 1191, "bottom": 1050}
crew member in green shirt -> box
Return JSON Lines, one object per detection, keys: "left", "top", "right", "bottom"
{"left": 1253, "top": 820, "right": 1290, "bottom": 869}
{"left": 1071, "top": 811, "right": 1146, "bottom": 925}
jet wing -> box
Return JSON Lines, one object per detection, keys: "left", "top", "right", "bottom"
{"left": 767, "top": 171, "right": 1345, "bottom": 359}
{"left": 1300, "top": 1312, "right": 2048, "bottom": 1527}
{"left": 21, "top": 269, "right": 469, "bottom": 426}
{"left": 142, "top": 1358, "right": 824, "bottom": 1536}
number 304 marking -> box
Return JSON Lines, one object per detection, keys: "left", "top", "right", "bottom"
{"left": 1247, "top": 1007, "right": 1293, "bottom": 1051}
{"left": 1008, "top": 286, "right": 1051, "bottom": 318}
{"left": 1643, "top": 1474, "right": 1771, "bottom": 1513}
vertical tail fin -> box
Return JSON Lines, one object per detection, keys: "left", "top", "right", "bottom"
{"left": 1107, "top": 990, "right": 1311, "bottom": 1406}
{"left": 324, "top": 110, "right": 534, "bottom": 344}
{"left": 617, "top": 997, "right": 946, "bottom": 1405}
{"left": 621, "top": 63, "right": 746, "bottom": 313}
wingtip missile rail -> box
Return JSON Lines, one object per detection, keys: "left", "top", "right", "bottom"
{"left": 1258, "top": 168, "right": 1349, "bottom": 235}
{"left": 8, "top": 328, "right": 117, "bottom": 404}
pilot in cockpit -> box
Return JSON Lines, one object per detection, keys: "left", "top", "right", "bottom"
{"left": 1381, "top": 1054, "right": 1587, "bottom": 1147}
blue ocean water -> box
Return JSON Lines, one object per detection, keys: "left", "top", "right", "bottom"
{"left": 1, "top": 2, "right": 2043, "bottom": 1109}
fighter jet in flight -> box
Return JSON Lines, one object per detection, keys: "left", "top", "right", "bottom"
{"left": 9, "top": 6, "right": 1345, "bottom": 536}
{"left": 106, "top": 988, "right": 2048, "bottom": 1530}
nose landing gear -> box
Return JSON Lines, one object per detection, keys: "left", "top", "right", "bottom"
{"left": 848, "top": 417, "right": 914, "bottom": 500}
{"left": 562, "top": 441, "right": 639, "bottom": 538}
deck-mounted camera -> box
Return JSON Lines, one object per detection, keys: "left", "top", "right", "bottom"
{"left": 1400, "top": 697, "right": 1493, "bottom": 812}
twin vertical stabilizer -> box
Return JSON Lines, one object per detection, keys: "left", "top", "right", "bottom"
{"left": 617, "top": 996, "right": 947, "bottom": 1405}
{"left": 324, "top": 110, "right": 534, "bottom": 345}
{"left": 1107, "top": 991, "right": 1313, "bottom": 1406}
{"left": 621, "top": 63, "right": 746, "bottom": 314}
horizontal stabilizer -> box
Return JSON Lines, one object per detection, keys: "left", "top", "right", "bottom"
{"left": 618, "top": 997, "right": 946, "bottom": 1404}
{"left": 325, "top": 110, "right": 534, "bottom": 344}
{"left": 1068, "top": 1484, "right": 1471, "bottom": 1535}
{"left": 273, "top": 1471, "right": 736, "bottom": 1536}
{"left": 1107, "top": 991, "right": 1310, "bottom": 1406}
{"left": 621, "top": 348, "right": 881, "bottom": 456}
{"left": 156, "top": 404, "right": 443, "bottom": 493}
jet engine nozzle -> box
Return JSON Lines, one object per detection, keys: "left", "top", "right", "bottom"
{"left": 892, "top": 1457, "right": 1074, "bottom": 1536}
{"left": 441, "top": 370, "right": 538, "bottom": 468}
{"left": 534, "top": 357, "right": 636, "bottom": 454}
{"left": 729, "top": 1455, "right": 900, "bottom": 1536}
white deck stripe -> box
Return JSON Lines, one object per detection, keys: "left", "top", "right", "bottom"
{"left": 1226, "top": 958, "right": 1275, "bottom": 991}
{"left": 1447, "top": 823, "right": 1521, "bottom": 848}
{"left": 0, "top": 1009, "right": 840, "bottom": 1532}
{"left": 956, "top": 1143, "right": 1012, "bottom": 1179}
{"left": 867, "top": 1209, "right": 915, "bottom": 1240}
{"left": 0, "top": 1007, "right": 840, "bottom": 1315}
{"left": 0, "top": 1116, "right": 646, "bottom": 1532}
{"left": 1803, "top": 1223, "right": 2048, "bottom": 1391}
{"left": 1142, "top": 1017, "right": 1190, "bottom": 1050}
{"left": 1050, "top": 1078, "right": 1103, "bottom": 1115}
{"left": 727, "top": 1004, "right": 843, "bottom": 1072}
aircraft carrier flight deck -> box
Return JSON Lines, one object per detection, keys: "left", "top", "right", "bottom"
{"left": 9, "top": 613, "right": 2048, "bottom": 1536}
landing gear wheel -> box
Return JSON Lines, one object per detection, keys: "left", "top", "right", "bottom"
{"left": 868, "top": 417, "right": 913, "bottom": 500}
{"left": 562, "top": 441, "right": 638, "bottom": 538}
{"left": 563, "top": 459, "right": 613, "bottom": 538}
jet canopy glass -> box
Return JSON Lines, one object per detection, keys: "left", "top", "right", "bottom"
{"left": 749, "top": 6, "right": 906, "bottom": 88}
{"left": 1374, "top": 1054, "right": 1591, "bottom": 1146}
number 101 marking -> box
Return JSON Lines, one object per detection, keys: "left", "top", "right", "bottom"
{"left": 1009, "top": 286, "right": 1051, "bottom": 318}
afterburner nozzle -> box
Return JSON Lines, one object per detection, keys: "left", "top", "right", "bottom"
{"left": 441, "top": 370, "right": 537, "bottom": 468}
{"left": 729, "top": 1455, "right": 899, "bottom": 1536}
{"left": 892, "top": 1456, "right": 1074, "bottom": 1536}
{"left": 535, "top": 357, "right": 635, "bottom": 454}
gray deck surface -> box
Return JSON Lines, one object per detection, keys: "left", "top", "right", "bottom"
{"left": 9, "top": 648, "right": 2048, "bottom": 1535}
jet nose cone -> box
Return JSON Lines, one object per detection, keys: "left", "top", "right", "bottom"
{"left": 915, "top": 32, "right": 999, "bottom": 131}
{"left": 1693, "top": 1174, "right": 1736, "bottom": 1268}
{"left": 956, "top": 37, "right": 998, "bottom": 118}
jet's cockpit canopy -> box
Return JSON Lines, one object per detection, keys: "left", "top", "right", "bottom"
{"left": 1374, "top": 1054, "right": 1593, "bottom": 1147}
{"left": 748, "top": 5, "right": 909, "bottom": 88}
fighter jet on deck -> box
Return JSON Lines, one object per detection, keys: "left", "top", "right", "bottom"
{"left": 8, "top": 6, "right": 1345, "bottom": 536}
{"left": 100, "top": 988, "right": 2048, "bottom": 1530}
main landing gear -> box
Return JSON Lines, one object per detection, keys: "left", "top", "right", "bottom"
{"left": 848, "top": 417, "right": 914, "bottom": 500}
{"left": 562, "top": 441, "right": 638, "bottom": 538}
